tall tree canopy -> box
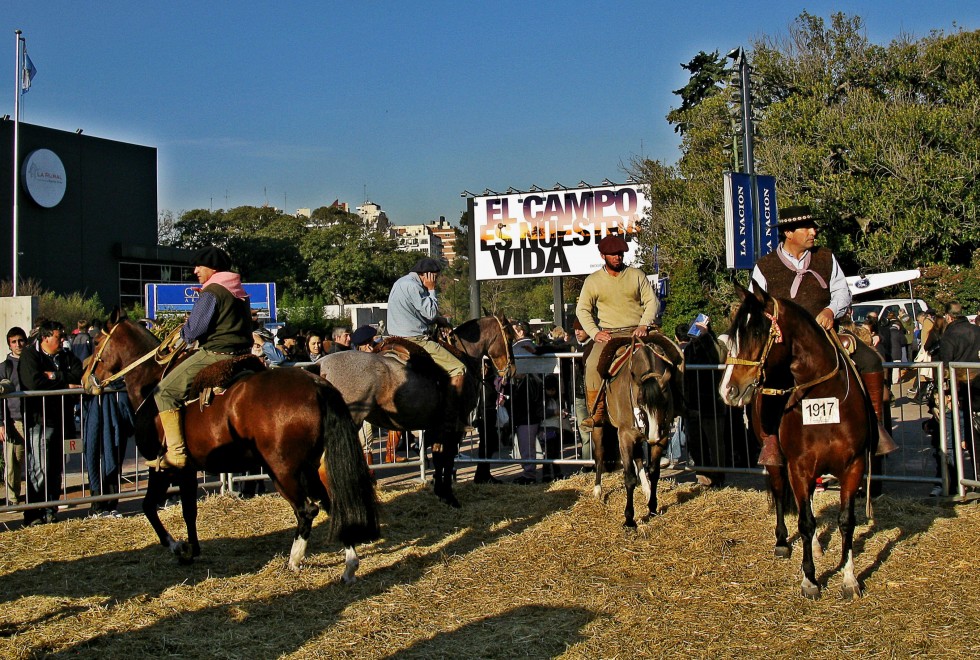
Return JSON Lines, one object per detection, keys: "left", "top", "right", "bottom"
{"left": 634, "top": 12, "right": 980, "bottom": 328}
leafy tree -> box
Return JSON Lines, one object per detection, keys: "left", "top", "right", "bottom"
{"left": 631, "top": 12, "right": 980, "bottom": 333}
{"left": 668, "top": 50, "right": 729, "bottom": 135}
{"left": 300, "top": 213, "right": 421, "bottom": 304}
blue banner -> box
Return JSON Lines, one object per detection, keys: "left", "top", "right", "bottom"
{"left": 145, "top": 282, "right": 277, "bottom": 321}
{"left": 724, "top": 172, "right": 755, "bottom": 270}
{"left": 756, "top": 175, "right": 778, "bottom": 256}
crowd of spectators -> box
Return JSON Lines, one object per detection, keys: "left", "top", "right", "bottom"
{"left": 5, "top": 298, "right": 979, "bottom": 524}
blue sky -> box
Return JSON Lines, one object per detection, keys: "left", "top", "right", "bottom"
{"left": 5, "top": 2, "right": 977, "bottom": 226}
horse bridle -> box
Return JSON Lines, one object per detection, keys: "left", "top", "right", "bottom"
{"left": 624, "top": 337, "right": 676, "bottom": 442}
{"left": 83, "top": 322, "right": 184, "bottom": 394}
{"left": 724, "top": 299, "right": 840, "bottom": 397}
{"left": 488, "top": 316, "right": 516, "bottom": 379}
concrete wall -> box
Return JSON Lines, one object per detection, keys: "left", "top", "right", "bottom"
{"left": 0, "top": 296, "right": 38, "bottom": 338}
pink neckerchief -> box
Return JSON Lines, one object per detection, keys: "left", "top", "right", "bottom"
{"left": 201, "top": 271, "right": 248, "bottom": 299}
{"left": 776, "top": 245, "right": 827, "bottom": 299}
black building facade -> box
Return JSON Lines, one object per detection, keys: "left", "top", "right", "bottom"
{"left": 0, "top": 120, "right": 191, "bottom": 309}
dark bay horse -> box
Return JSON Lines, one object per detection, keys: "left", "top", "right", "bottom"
{"left": 82, "top": 314, "right": 380, "bottom": 582}
{"left": 592, "top": 334, "right": 684, "bottom": 527}
{"left": 318, "top": 316, "right": 516, "bottom": 507}
{"left": 719, "top": 284, "right": 871, "bottom": 599}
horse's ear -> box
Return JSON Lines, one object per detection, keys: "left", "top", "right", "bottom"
{"left": 482, "top": 306, "right": 491, "bottom": 317}
{"left": 108, "top": 307, "right": 127, "bottom": 328}
{"left": 748, "top": 280, "right": 770, "bottom": 305}
{"left": 734, "top": 283, "right": 751, "bottom": 301}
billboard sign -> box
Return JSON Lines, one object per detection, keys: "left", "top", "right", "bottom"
{"left": 145, "top": 282, "right": 277, "bottom": 321}
{"left": 472, "top": 184, "right": 650, "bottom": 281}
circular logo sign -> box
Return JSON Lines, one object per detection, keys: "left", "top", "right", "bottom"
{"left": 21, "top": 149, "right": 67, "bottom": 208}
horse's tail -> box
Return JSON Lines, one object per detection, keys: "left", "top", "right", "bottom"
{"left": 317, "top": 383, "right": 381, "bottom": 547}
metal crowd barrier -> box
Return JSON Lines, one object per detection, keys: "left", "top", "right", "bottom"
{"left": 2, "top": 356, "right": 977, "bottom": 522}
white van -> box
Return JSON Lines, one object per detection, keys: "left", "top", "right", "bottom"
{"left": 850, "top": 298, "right": 928, "bottom": 326}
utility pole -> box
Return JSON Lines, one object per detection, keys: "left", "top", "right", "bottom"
{"left": 727, "top": 47, "right": 759, "bottom": 259}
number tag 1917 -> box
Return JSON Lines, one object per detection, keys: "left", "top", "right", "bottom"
{"left": 802, "top": 397, "right": 840, "bottom": 425}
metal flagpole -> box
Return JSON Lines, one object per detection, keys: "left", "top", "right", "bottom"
{"left": 12, "top": 29, "right": 22, "bottom": 297}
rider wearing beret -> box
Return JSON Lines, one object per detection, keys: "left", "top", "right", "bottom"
{"left": 575, "top": 234, "right": 659, "bottom": 436}
{"left": 148, "top": 246, "right": 253, "bottom": 469}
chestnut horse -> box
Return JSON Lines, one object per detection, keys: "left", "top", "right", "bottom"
{"left": 719, "top": 284, "right": 872, "bottom": 599}
{"left": 318, "top": 316, "right": 516, "bottom": 507}
{"left": 591, "top": 335, "right": 684, "bottom": 527}
{"left": 82, "top": 313, "right": 380, "bottom": 582}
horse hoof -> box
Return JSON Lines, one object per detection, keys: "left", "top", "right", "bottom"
{"left": 801, "top": 582, "right": 821, "bottom": 599}
{"left": 439, "top": 494, "right": 462, "bottom": 509}
{"left": 174, "top": 542, "right": 194, "bottom": 565}
{"left": 623, "top": 520, "right": 637, "bottom": 530}
{"left": 841, "top": 583, "right": 863, "bottom": 600}
{"left": 774, "top": 545, "right": 791, "bottom": 559}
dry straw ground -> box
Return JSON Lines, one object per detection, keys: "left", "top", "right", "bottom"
{"left": 0, "top": 473, "right": 978, "bottom": 659}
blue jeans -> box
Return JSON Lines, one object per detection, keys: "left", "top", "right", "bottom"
{"left": 669, "top": 416, "right": 686, "bottom": 462}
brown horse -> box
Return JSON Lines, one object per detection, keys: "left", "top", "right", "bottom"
{"left": 719, "top": 284, "right": 871, "bottom": 599}
{"left": 318, "top": 316, "right": 516, "bottom": 507}
{"left": 591, "top": 335, "right": 684, "bottom": 527}
{"left": 82, "top": 313, "right": 380, "bottom": 582}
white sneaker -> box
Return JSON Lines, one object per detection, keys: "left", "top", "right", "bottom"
{"left": 659, "top": 457, "right": 671, "bottom": 468}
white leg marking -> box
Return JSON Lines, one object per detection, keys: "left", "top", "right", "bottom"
{"left": 341, "top": 546, "right": 360, "bottom": 584}
{"left": 288, "top": 537, "right": 308, "bottom": 572}
{"left": 801, "top": 574, "right": 821, "bottom": 598}
{"left": 592, "top": 484, "right": 602, "bottom": 499}
{"left": 637, "top": 460, "right": 652, "bottom": 500}
{"left": 841, "top": 549, "right": 862, "bottom": 598}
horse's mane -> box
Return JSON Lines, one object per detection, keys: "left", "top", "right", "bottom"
{"left": 113, "top": 318, "right": 162, "bottom": 354}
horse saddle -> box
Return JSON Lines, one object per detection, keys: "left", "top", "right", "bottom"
{"left": 189, "top": 354, "right": 266, "bottom": 409}
{"left": 837, "top": 332, "right": 857, "bottom": 355}
{"left": 595, "top": 333, "right": 684, "bottom": 380}
{"left": 374, "top": 337, "right": 450, "bottom": 388}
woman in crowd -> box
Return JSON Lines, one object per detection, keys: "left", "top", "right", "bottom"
{"left": 306, "top": 333, "right": 327, "bottom": 362}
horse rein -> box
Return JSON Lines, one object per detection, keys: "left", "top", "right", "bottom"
{"left": 724, "top": 299, "right": 841, "bottom": 398}
{"left": 84, "top": 322, "right": 184, "bottom": 393}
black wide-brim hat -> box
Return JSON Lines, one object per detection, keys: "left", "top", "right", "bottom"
{"left": 775, "top": 205, "right": 818, "bottom": 230}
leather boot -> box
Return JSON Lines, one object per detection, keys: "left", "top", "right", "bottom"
{"left": 579, "top": 388, "right": 606, "bottom": 431}
{"left": 861, "top": 371, "right": 899, "bottom": 455}
{"left": 147, "top": 408, "right": 187, "bottom": 470}
{"left": 757, "top": 432, "right": 783, "bottom": 466}
{"left": 386, "top": 431, "right": 407, "bottom": 463}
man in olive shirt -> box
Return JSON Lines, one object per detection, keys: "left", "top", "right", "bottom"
{"left": 575, "top": 235, "right": 659, "bottom": 432}
{"left": 149, "top": 246, "right": 252, "bottom": 469}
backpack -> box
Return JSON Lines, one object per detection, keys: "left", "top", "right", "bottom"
{"left": 71, "top": 331, "right": 93, "bottom": 360}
